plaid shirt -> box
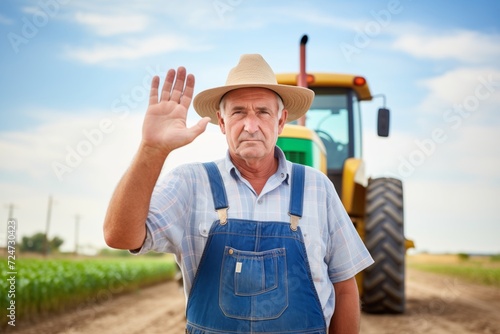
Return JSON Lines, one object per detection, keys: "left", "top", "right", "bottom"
{"left": 134, "top": 147, "right": 373, "bottom": 323}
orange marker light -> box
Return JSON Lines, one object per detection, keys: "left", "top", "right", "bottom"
{"left": 296, "top": 74, "right": 315, "bottom": 86}
{"left": 306, "top": 74, "right": 315, "bottom": 84}
{"left": 353, "top": 76, "right": 366, "bottom": 86}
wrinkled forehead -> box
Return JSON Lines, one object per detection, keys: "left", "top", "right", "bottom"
{"left": 222, "top": 87, "right": 280, "bottom": 108}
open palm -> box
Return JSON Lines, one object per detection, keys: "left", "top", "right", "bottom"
{"left": 142, "top": 67, "right": 211, "bottom": 156}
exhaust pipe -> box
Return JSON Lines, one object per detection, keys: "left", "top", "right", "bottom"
{"left": 297, "top": 34, "right": 308, "bottom": 126}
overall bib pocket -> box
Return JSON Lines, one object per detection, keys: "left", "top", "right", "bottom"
{"left": 219, "top": 246, "right": 288, "bottom": 320}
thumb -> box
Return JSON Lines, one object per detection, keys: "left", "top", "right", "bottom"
{"left": 187, "top": 117, "right": 211, "bottom": 141}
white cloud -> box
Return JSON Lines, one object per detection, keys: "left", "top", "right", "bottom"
{"left": 392, "top": 30, "right": 500, "bottom": 64}
{"left": 415, "top": 67, "right": 500, "bottom": 114}
{"left": 277, "top": 7, "right": 365, "bottom": 31}
{"left": 362, "top": 64, "right": 500, "bottom": 185}
{"left": 363, "top": 128, "right": 416, "bottom": 178}
{"left": 64, "top": 0, "right": 263, "bottom": 33}
{"left": 65, "top": 35, "right": 210, "bottom": 64}
{"left": 364, "top": 117, "right": 500, "bottom": 183}
{"left": 74, "top": 12, "right": 149, "bottom": 36}
{"left": 437, "top": 124, "right": 500, "bottom": 179}
{"left": 21, "top": 6, "right": 45, "bottom": 15}
{"left": 174, "top": 1, "right": 263, "bottom": 30}
{"left": 0, "top": 13, "right": 14, "bottom": 25}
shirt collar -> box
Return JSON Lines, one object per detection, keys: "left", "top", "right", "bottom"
{"left": 223, "top": 146, "right": 291, "bottom": 185}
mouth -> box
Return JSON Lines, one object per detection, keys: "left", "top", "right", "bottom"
{"left": 240, "top": 139, "right": 262, "bottom": 144}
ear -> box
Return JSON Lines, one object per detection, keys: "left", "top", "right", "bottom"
{"left": 277, "top": 109, "right": 288, "bottom": 135}
{"left": 217, "top": 111, "right": 226, "bottom": 134}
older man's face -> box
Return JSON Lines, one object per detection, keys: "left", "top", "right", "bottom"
{"left": 217, "top": 88, "right": 287, "bottom": 165}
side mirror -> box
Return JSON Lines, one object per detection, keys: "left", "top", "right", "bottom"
{"left": 377, "top": 108, "right": 390, "bottom": 137}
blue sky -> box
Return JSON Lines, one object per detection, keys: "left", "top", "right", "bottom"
{"left": 0, "top": 0, "right": 499, "bottom": 254}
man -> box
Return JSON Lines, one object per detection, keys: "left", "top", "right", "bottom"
{"left": 104, "top": 54, "right": 373, "bottom": 334}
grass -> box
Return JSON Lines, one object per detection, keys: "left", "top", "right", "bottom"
{"left": 407, "top": 253, "right": 500, "bottom": 288}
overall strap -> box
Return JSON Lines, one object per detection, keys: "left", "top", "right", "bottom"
{"left": 289, "top": 163, "right": 305, "bottom": 231}
{"left": 202, "top": 162, "right": 229, "bottom": 225}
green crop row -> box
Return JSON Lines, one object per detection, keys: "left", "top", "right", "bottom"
{"left": 408, "top": 261, "right": 500, "bottom": 288}
{"left": 1, "top": 257, "right": 177, "bottom": 328}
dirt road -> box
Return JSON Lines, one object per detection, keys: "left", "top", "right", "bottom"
{"left": 11, "top": 268, "right": 500, "bottom": 334}
{"left": 361, "top": 268, "right": 500, "bottom": 334}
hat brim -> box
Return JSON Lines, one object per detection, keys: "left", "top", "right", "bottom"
{"left": 193, "top": 84, "right": 314, "bottom": 125}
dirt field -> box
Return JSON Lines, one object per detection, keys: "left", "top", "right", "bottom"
{"left": 9, "top": 268, "right": 500, "bottom": 334}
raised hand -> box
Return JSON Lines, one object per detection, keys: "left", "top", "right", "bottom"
{"left": 141, "top": 67, "right": 211, "bottom": 157}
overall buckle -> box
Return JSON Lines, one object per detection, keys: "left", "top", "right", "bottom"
{"left": 217, "top": 208, "right": 229, "bottom": 225}
{"left": 289, "top": 214, "right": 300, "bottom": 231}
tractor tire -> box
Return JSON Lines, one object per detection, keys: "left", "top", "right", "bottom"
{"left": 362, "top": 177, "right": 405, "bottom": 314}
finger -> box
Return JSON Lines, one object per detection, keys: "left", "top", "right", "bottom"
{"left": 149, "top": 76, "right": 160, "bottom": 105}
{"left": 169, "top": 66, "right": 187, "bottom": 102}
{"left": 160, "top": 69, "right": 176, "bottom": 102}
{"left": 180, "top": 74, "right": 195, "bottom": 110}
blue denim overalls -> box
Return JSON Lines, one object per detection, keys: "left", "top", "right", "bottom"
{"left": 186, "top": 162, "right": 327, "bottom": 334}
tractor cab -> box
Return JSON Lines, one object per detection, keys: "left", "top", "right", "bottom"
{"left": 276, "top": 73, "right": 389, "bottom": 195}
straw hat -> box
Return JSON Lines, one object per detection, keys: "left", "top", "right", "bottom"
{"left": 193, "top": 54, "right": 314, "bottom": 124}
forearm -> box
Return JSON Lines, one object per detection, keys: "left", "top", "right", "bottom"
{"left": 103, "top": 143, "right": 169, "bottom": 249}
{"left": 329, "top": 278, "right": 361, "bottom": 334}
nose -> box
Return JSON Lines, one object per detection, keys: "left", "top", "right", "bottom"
{"left": 243, "top": 113, "right": 259, "bottom": 134}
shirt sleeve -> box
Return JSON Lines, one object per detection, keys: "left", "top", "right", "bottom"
{"left": 129, "top": 165, "right": 194, "bottom": 255}
{"left": 325, "top": 179, "right": 374, "bottom": 283}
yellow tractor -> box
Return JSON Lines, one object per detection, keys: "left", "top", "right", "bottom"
{"left": 276, "top": 35, "right": 414, "bottom": 313}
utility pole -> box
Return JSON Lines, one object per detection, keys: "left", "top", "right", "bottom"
{"left": 74, "top": 214, "right": 81, "bottom": 255}
{"left": 44, "top": 195, "right": 53, "bottom": 257}
{"left": 6, "top": 203, "right": 14, "bottom": 221}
